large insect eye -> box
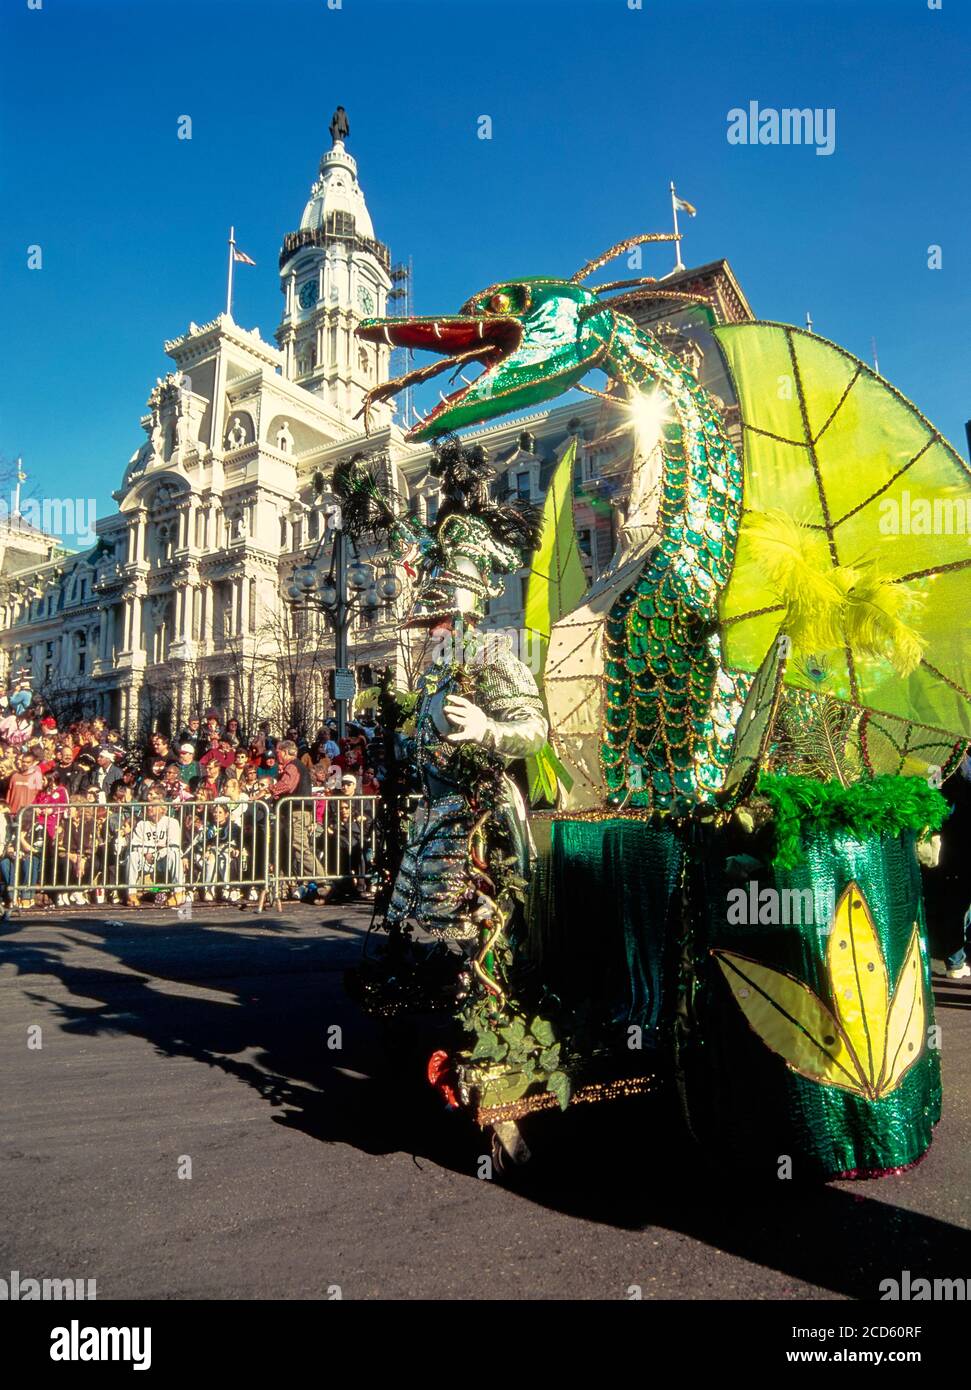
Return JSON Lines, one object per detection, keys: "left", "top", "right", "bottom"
{"left": 486, "top": 291, "right": 513, "bottom": 314}
{"left": 482, "top": 285, "right": 531, "bottom": 315}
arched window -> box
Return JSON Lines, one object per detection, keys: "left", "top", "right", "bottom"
{"left": 325, "top": 211, "right": 356, "bottom": 238}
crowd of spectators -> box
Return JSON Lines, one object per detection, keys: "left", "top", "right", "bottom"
{"left": 0, "top": 674, "right": 385, "bottom": 910}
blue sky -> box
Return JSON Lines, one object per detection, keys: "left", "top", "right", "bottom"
{"left": 1, "top": 0, "right": 968, "bottom": 546}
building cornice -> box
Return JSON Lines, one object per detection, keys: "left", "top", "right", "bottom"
{"left": 164, "top": 314, "right": 284, "bottom": 371}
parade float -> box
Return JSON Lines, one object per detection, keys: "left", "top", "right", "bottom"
{"left": 344, "top": 230, "right": 971, "bottom": 1181}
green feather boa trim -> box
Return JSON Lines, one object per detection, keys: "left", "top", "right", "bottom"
{"left": 754, "top": 774, "right": 949, "bottom": 871}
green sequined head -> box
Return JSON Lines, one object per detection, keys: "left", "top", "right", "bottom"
{"left": 407, "top": 512, "right": 521, "bottom": 627}
{"left": 357, "top": 278, "right": 615, "bottom": 441}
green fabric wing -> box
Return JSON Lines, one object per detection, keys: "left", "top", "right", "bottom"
{"left": 523, "top": 438, "right": 587, "bottom": 804}
{"left": 714, "top": 321, "right": 971, "bottom": 747}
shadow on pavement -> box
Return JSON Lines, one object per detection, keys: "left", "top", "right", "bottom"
{"left": 2, "top": 909, "right": 970, "bottom": 1298}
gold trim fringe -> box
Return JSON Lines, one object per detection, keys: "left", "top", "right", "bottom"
{"left": 476, "top": 1073, "right": 656, "bottom": 1126}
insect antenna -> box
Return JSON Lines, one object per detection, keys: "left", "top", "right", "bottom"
{"left": 579, "top": 287, "right": 715, "bottom": 321}
{"left": 570, "top": 232, "right": 680, "bottom": 284}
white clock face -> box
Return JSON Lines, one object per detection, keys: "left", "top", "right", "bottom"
{"left": 358, "top": 286, "right": 375, "bottom": 315}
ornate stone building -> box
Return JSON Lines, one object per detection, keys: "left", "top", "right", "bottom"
{"left": 0, "top": 120, "right": 753, "bottom": 737}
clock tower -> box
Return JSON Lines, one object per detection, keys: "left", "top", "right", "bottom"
{"left": 276, "top": 109, "right": 393, "bottom": 427}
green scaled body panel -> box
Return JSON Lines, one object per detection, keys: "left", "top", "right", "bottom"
{"left": 596, "top": 317, "right": 749, "bottom": 814}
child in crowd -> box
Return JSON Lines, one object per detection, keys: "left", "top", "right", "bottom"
{"left": 127, "top": 789, "right": 185, "bottom": 907}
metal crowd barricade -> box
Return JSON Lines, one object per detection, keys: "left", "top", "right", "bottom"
{"left": 271, "top": 794, "right": 379, "bottom": 899}
{"left": 10, "top": 799, "right": 272, "bottom": 908}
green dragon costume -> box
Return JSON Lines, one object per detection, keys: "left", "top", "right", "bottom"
{"left": 351, "top": 231, "right": 971, "bottom": 1179}
{"left": 359, "top": 242, "right": 750, "bottom": 814}
{"left": 381, "top": 448, "right": 548, "bottom": 942}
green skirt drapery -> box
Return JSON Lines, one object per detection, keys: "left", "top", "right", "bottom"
{"left": 526, "top": 815, "right": 940, "bottom": 1179}
{"left": 679, "top": 824, "right": 940, "bottom": 1180}
{"left": 527, "top": 815, "right": 684, "bottom": 1050}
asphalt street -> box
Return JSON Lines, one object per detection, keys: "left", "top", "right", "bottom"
{"left": 1, "top": 904, "right": 969, "bottom": 1301}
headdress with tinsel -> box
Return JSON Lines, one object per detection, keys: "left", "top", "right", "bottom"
{"left": 330, "top": 437, "right": 541, "bottom": 626}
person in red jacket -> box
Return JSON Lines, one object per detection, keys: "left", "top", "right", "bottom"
{"left": 7, "top": 752, "right": 44, "bottom": 817}
{"left": 200, "top": 737, "right": 235, "bottom": 771}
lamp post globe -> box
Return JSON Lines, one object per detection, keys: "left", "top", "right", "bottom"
{"left": 347, "top": 560, "right": 371, "bottom": 592}
{"left": 377, "top": 572, "right": 401, "bottom": 603}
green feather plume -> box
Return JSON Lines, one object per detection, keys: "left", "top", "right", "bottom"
{"left": 835, "top": 565, "right": 925, "bottom": 677}
{"left": 746, "top": 510, "right": 925, "bottom": 675}
{"left": 773, "top": 689, "right": 861, "bottom": 787}
{"left": 755, "top": 773, "right": 949, "bottom": 871}
{"left": 745, "top": 510, "right": 847, "bottom": 651}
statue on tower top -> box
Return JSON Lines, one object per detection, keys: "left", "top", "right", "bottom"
{"left": 329, "top": 106, "right": 349, "bottom": 144}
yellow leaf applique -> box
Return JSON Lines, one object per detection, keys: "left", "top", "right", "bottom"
{"left": 881, "top": 927, "right": 926, "bottom": 1093}
{"left": 715, "top": 952, "right": 866, "bottom": 1094}
{"left": 826, "top": 884, "right": 890, "bottom": 1090}
{"left": 714, "top": 881, "right": 926, "bottom": 1101}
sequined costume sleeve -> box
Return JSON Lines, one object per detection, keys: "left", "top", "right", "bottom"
{"left": 387, "top": 646, "right": 546, "bottom": 939}
{"left": 472, "top": 645, "right": 548, "bottom": 760}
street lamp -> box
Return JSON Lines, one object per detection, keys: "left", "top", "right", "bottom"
{"left": 284, "top": 484, "right": 402, "bottom": 739}
{"left": 347, "top": 560, "right": 371, "bottom": 592}
{"left": 376, "top": 572, "right": 400, "bottom": 603}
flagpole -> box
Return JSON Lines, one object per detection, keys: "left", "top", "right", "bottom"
{"left": 226, "top": 226, "right": 235, "bottom": 317}
{"left": 670, "top": 182, "right": 684, "bottom": 271}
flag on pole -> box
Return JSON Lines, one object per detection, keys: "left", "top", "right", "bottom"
{"left": 225, "top": 226, "right": 255, "bottom": 316}
{"left": 669, "top": 184, "right": 696, "bottom": 269}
